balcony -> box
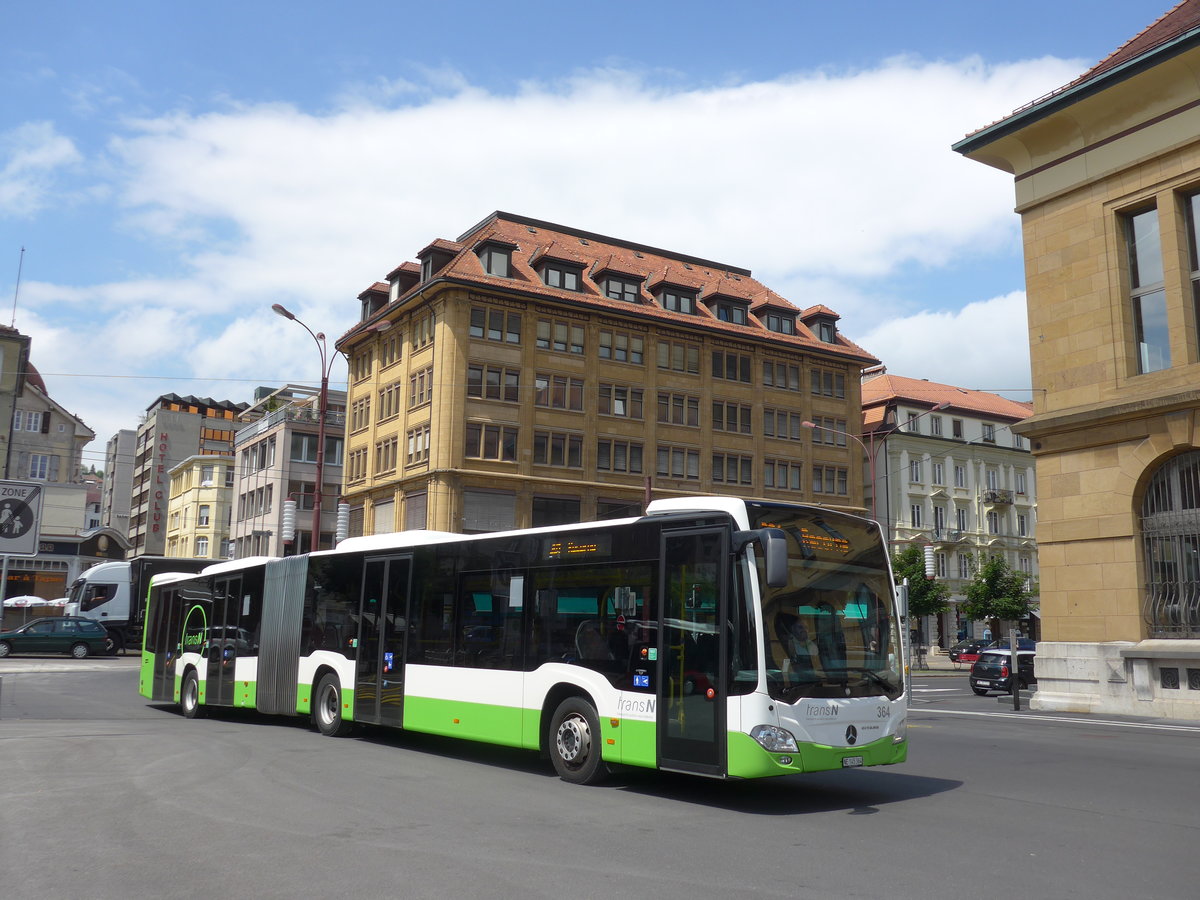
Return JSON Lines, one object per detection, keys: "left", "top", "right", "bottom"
{"left": 235, "top": 405, "right": 346, "bottom": 444}
{"left": 931, "top": 529, "right": 964, "bottom": 543}
{"left": 983, "top": 488, "right": 1014, "bottom": 505}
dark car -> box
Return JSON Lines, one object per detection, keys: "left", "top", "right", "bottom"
{"left": 970, "top": 648, "right": 1036, "bottom": 695}
{"left": 948, "top": 639, "right": 989, "bottom": 664}
{"left": 986, "top": 637, "right": 1037, "bottom": 651}
{"left": 0, "top": 616, "right": 111, "bottom": 659}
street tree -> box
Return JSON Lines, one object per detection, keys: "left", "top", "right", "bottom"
{"left": 961, "top": 554, "right": 1037, "bottom": 637}
{"left": 892, "top": 545, "right": 951, "bottom": 620}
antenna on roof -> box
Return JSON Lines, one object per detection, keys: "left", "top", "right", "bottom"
{"left": 11, "top": 245, "right": 24, "bottom": 328}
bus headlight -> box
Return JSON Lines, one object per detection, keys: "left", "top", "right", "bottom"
{"left": 892, "top": 718, "right": 907, "bottom": 743}
{"left": 750, "top": 724, "right": 798, "bottom": 753}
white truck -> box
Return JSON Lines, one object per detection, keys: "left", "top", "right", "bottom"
{"left": 66, "top": 557, "right": 210, "bottom": 653}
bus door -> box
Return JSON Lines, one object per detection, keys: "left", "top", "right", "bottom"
{"left": 658, "top": 527, "right": 728, "bottom": 777}
{"left": 355, "top": 555, "right": 413, "bottom": 728}
{"left": 207, "top": 575, "right": 241, "bottom": 707}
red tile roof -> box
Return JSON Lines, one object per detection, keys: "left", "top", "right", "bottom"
{"left": 861, "top": 373, "right": 1033, "bottom": 422}
{"left": 350, "top": 212, "right": 879, "bottom": 364}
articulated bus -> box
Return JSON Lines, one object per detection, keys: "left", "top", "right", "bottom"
{"left": 139, "top": 496, "right": 907, "bottom": 784}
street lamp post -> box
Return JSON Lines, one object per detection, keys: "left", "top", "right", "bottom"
{"left": 272, "top": 303, "right": 332, "bottom": 553}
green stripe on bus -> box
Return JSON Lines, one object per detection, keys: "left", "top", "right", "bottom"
{"left": 404, "top": 696, "right": 530, "bottom": 748}
{"left": 727, "top": 732, "right": 908, "bottom": 778}
{"left": 236, "top": 679, "right": 257, "bottom": 709}
{"left": 139, "top": 653, "right": 154, "bottom": 699}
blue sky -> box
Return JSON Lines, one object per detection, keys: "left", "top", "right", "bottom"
{"left": 1, "top": 1, "right": 1177, "bottom": 465}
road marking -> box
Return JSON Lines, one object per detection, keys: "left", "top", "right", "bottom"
{"left": 914, "top": 707, "right": 1200, "bottom": 733}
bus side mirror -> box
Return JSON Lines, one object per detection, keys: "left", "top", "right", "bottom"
{"left": 734, "top": 528, "right": 788, "bottom": 588}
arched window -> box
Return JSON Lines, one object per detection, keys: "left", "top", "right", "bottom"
{"left": 1140, "top": 451, "right": 1200, "bottom": 637}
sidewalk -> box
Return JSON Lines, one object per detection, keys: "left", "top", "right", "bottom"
{"left": 908, "top": 649, "right": 966, "bottom": 676}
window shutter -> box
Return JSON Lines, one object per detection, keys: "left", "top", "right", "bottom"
{"left": 41, "top": 412, "right": 50, "bottom": 433}
{"left": 49, "top": 456, "right": 60, "bottom": 482}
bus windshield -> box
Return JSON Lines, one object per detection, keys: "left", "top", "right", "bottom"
{"left": 750, "top": 505, "right": 902, "bottom": 702}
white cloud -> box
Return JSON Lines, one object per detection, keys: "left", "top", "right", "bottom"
{"left": 0, "top": 121, "right": 82, "bottom": 216}
{"left": 856, "top": 291, "right": 1033, "bottom": 399}
{"left": 21, "top": 55, "right": 1075, "bottom": 444}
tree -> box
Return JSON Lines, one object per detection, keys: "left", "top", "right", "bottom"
{"left": 891, "top": 545, "right": 951, "bottom": 620}
{"left": 960, "top": 554, "right": 1037, "bottom": 636}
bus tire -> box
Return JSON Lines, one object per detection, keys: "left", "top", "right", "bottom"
{"left": 549, "top": 697, "right": 608, "bottom": 785}
{"left": 181, "top": 669, "right": 206, "bottom": 719}
{"left": 314, "top": 674, "right": 353, "bottom": 737}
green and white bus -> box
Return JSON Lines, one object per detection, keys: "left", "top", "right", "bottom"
{"left": 140, "top": 496, "right": 908, "bottom": 783}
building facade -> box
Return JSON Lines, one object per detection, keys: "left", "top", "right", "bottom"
{"left": 861, "top": 371, "right": 1037, "bottom": 648}
{"left": 128, "top": 394, "right": 248, "bottom": 558}
{"left": 335, "top": 211, "right": 877, "bottom": 536}
{"left": 954, "top": 1, "right": 1200, "bottom": 718}
{"left": 0, "top": 325, "right": 31, "bottom": 478}
{"left": 101, "top": 429, "right": 135, "bottom": 535}
{"left": 230, "top": 385, "right": 346, "bottom": 557}
{"left": 165, "top": 454, "right": 235, "bottom": 559}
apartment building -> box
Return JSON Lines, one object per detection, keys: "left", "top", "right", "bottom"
{"left": 101, "top": 429, "right": 134, "bottom": 535}
{"left": 334, "top": 211, "right": 878, "bottom": 535}
{"left": 954, "top": 1, "right": 1200, "bottom": 718}
{"left": 129, "top": 394, "right": 249, "bottom": 558}
{"left": 230, "top": 385, "right": 347, "bottom": 556}
{"left": 165, "top": 454, "right": 235, "bottom": 559}
{"left": 861, "top": 370, "right": 1036, "bottom": 647}
{"left": 0, "top": 324, "right": 31, "bottom": 478}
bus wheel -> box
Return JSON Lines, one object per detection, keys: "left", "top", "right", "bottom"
{"left": 313, "top": 674, "right": 353, "bottom": 737}
{"left": 181, "top": 670, "right": 206, "bottom": 719}
{"left": 549, "top": 697, "right": 608, "bottom": 785}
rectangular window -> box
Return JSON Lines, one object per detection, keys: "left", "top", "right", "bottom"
{"left": 1015, "top": 471, "right": 1027, "bottom": 494}
{"left": 712, "top": 453, "right": 754, "bottom": 486}
{"left": 930, "top": 416, "right": 943, "bottom": 437}
{"left": 536, "top": 317, "right": 585, "bottom": 354}
{"left": 598, "top": 329, "right": 644, "bottom": 364}
{"left": 375, "top": 437, "right": 398, "bottom": 474}
{"left": 713, "top": 401, "right": 753, "bottom": 434}
{"left": 764, "top": 459, "right": 804, "bottom": 491}
{"left": 467, "top": 364, "right": 520, "bottom": 403}
{"left": 958, "top": 553, "right": 972, "bottom": 579}
{"left": 195, "top": 536, "right": 209, "bottom": 557}
{"left": 712, "top": 301, "right": 748, "bottom": 324}
{"left": 909, "top": 460, "right": 922, "bottom": 483}
{"left": 812, "top": 465, "right": 849, "bottom": 496}
{"left": 659, "top": 288, "right": 696, "bottom": 314}
{"left": 952, "top": 419, "right": 964, "bottom": 439}
{"left": 956, "top": 507, "right": 968, "bottom": 532}
{"left": 12, "top": 410, "right": 42, "bottom": 431}
{"left": 810, "top": 368, "right": 846, "bottom": 398}
{"left": 352, "top": 350, "right": 373, "bottom": 383}
{"left": 604, "top": 276, "right": 641, "bottom": 303}
{"left": 954, "top": 464, "right": 967, "bottom": 488}
{"left": 409, "top": 366, "right": 434, "bottom": 408}
{"left": 987, "top": 510, "right": 1001, "bottom": 534}
{"left": 200, "top": 465, "right": 215, "bottom": 486}
{"left": 763, "top": 312, "right": 795, "bottom": 334}
{"left": 469, "top": 305, "right": 521, "bottom": 344}
{"left": 465, "top": 424, "right": 518, "bottom": 462}
{"left": 932, "top": 462, "right": 944, "bottom": 485}
{"left": 986, "top": 468, "right": 999, "bottom": 490}
{"left": 657, "top": 392, "right": 700, "bottom": 427}
{"left": 598, "top": 384, "right": 643, "bottom": 419}
{"left": 656, "top": 338, "right": 700, "bottom": 374}
{"left": 350, "top": 397, "right": 371, "bottom": 431}
{"left": 712, "top": 350, "right": 752, "bottom": 383}
{"left": 406, "top": 424, "right": 431, "bottom": 465}
{"left": 764, "top": 409, "right": 804, "bottom": 441}
{"left": 535, "top": 374, "right": 584, "bottom": 411}
{"left": 1125, "top": 206, "right": 1170, "bottom": 373}
{"left": 935, "top": 552, "right": 947, "bottom": 578}
{"left": 198, "top": 504, "right": 211, "bottom": 526}
{"left": 810, "top": 417, "right": 848, "bottom": 446}
{"left": 910, "top": 504, "right": 923, "bottom": 527}
{"left": 542, "top": 262, "right": 582, "bottom": 291}
{"left": 906, "top": 412, "right": 920, "bottom": 433}
{"left": 478, "top": 244, "right": 512, "bottom": 277}
{"left": 763, "top": 361, "right": 801, "bottom": 391}
{"left": 596, "top": 439, "right": 643, "bottom": 474}
{"left": 533, "top": 431, "right": 583, "bottom": 468}
{"left": 656, "top": 445, "right": 700, "bottom": 480}
{"left": 411, "top": 311, "right": 435, "bottom": 350}
{"left": 379, "top": 332, "right": 403, "bottom": 368}
{"left": 1018, "top": 514, "right": 1028, "bottom": 537}
{"left": 982, "top": 423, "right": 996, "bottom": 443}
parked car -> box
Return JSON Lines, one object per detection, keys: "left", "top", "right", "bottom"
{"left": 970, "top": 648, "right": 1036, "bottom": 695}
{"left": 986, "top": 637, "right": 1037, "bottom": 651}
{"left": 0, "top": 616, "right": 111, "bottom": 659}
{"left": 948, "top": 638, "right": 989, "bottom": 664}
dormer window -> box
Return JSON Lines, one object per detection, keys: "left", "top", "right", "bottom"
{"left": 763, "top": 312, "right": 796, "bottom": 334}
{"left": 420, "top": 257, "right": 435, "bottom": 282}
{"left": 604, "top": 275, "right": 641, "bottom": 303}
{"left": 818, "top": 321, "right": 836, "bottom": 342}
{"left": 477, "top": 243, "right": 513, "bottom": 278}
{"left": 541, "top": 261, "right": 583, "bottom": 291}
{"left": 709, "top": 299, "right": 749, "bottom": 325}
{"left": 658, "top": 287, "right": 697, "bottom": 315}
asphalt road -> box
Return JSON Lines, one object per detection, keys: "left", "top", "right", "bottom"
{"left": 1, "top": 659, "right": 1197, "bottom": 899}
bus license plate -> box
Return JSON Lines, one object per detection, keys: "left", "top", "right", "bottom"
{"left": 842, "top": 756, "right": 863, "bottom": 768}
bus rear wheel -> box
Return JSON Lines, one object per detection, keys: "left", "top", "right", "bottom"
{"left": 181, "top": 669, "right": 206, "bottom": 719}
{"left": 549, "top": 697, "right": 608, "bottom": 785}
{"left": 313, "top": 674, "right": 353, "bottom": 737}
